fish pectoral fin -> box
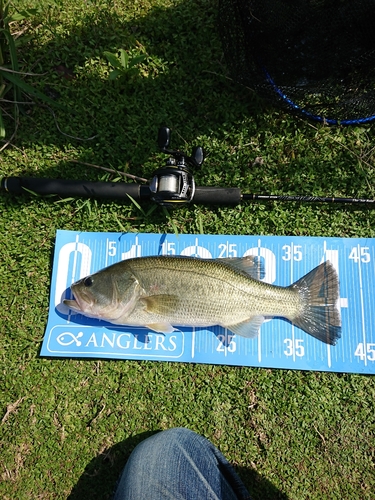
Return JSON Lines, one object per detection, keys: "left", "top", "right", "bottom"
{"left": 224, "top": 315, "right": 265, "bottom": 338}
{"left": 145, "top": 322, "right": 176, "bottom": 334}
{"left": 140, "top": 294, "right": 180, "bottom": 315}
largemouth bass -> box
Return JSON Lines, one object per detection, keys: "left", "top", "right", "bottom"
{"left": 63, "top": 256, "right": 341, "bottom": 345}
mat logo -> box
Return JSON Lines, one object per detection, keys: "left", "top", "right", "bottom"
{"left": 84, "top": 331, "right": 178, "bottom": 352}
{"left": 49, "top": 325, "right": 184, "bottom": 358}
{"left": 56, "top": 331, "right": 84, "bottom": 346}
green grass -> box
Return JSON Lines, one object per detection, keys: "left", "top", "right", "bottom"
{"left": 1, "top": 1, "right": 375, "bottom": 499}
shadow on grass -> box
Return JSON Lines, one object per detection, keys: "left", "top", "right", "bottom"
{"left": 5, "top": 0, "right": 264, "bottom": 178}
{"left": 68, "top": 429, "right": 288, "bottom": 500}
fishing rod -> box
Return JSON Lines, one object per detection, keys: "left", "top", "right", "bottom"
{"left": 1, "top": 127, "right": 375, "bottom": 207}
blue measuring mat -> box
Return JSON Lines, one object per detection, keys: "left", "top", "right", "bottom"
{"left": 41, "top": 230, "right": 375, "bottom": 374}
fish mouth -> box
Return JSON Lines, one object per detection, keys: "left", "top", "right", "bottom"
{"left": 63, "top": 293, "right": 101, "bottom": 318}
{"left": 63, "top": 298, "right": 83, "bottom": 312}
{"left": 63, "top": 288, "right": 91, "bottom": 313}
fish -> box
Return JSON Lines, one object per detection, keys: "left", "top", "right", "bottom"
{"left": 63, "top": 255, "right": 341, "bottom": 345}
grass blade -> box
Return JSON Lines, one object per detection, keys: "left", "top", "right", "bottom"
{"left": 103, "top": 51, "right": 121, "bottom": 69}
{"left": 126, "top": 193, "right": 146, "bottom": 216}
{"left": 109, "top": 69, "right": 122, "bottom": 80}
{"left": 2, "top": 29, "right": 21, "bottom": 103}
{"left": 0, "top": 69, "right": 71, "bottom": 112}
{"left": 0, "top": 107, "right": 5, "bottom": 138}
{"left": 119, "top": 49, "right": 128, "bottom": 69}
{"left": 6, "top": 9, "right": 39, "bottom": 23}
{"left": 162, "top": 206, "right": 180, "bottom": 237}
{"left": 128, "top": 54, "right": 146, "bottom": 68}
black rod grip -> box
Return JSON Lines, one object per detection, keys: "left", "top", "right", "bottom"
{"left": 193, "top": 186, "right": 242, "bottom": 205}
{"left": 1, "top": 177, "right": 151, "bottom": 201}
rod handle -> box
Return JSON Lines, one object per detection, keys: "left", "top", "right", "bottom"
{"left": 1, "top": 177, "right": 150, "bottom": 201}
{"left": 194, "top": 186, "right": 241, "bottom": 205}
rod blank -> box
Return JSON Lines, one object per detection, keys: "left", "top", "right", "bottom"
{"left": 242, "top": 193, "right": 375, "bottom": 205}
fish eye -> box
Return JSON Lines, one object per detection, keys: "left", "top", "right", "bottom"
{"left": 83, "top": 277, "right": 93, "bottom": 287}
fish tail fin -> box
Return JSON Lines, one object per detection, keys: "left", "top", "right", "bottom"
{"left": 290, "top": 261, "right": 341, "bottom": 345}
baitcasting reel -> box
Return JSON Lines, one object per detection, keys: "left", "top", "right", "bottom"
{"left": 149, "top": 127, "right": 204, "bottom": 207}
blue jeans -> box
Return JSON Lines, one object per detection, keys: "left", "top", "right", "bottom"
{"left": 113, "top": 427, "right": 251, "bottom": 500}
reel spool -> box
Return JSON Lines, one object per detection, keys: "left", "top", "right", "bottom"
{"left": 149, "top": 127, "right": 204, "bottom": 207}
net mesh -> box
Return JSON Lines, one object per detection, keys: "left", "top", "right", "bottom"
{"left": 219, "top": 0, "right": 375, "bottom": 124}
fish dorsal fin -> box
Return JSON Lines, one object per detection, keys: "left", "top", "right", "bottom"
{"left": 220, "top": 256, "right": 264, "bottom": 280}
{"left": 224, "top": 315, "right": 265, "bottom": 338}
{"left": 140, "top": 294, "right": 180, "bottom": 316}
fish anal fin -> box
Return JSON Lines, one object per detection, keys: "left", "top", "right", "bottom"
{"left": 145, "top": 322, "right": 176, "bottom": 334}
{"left": 224, "top": 315, "right": 265, "bottom": 338}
